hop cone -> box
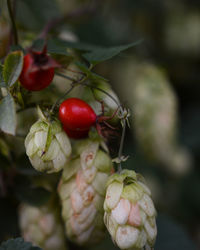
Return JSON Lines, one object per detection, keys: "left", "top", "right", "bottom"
{"left": 130, "top": 64, "right": 192, "bottom": 174}
{"left": 114, "top": 61, "right": 192, "bottom": 175}
{"left": 58, "top": 139, "right": 113, "bottom": 245}
{"left": 104, "top": 170, "right": 157, "bottom": 250}
{"left": 19, "top": 203, "right": 67, "bottom": 250}
{"left": 25, "top": 119, "right": 71, "bottom": 173}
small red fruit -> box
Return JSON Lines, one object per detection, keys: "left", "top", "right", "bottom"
{"left": 19, "top": 48, "right": 59, "bottom": 91}
{"left": 63, "top": 126, "right": 89, "bottom": 139}
{"left": 59, "top": 98, "right": 97, "bottom": 138}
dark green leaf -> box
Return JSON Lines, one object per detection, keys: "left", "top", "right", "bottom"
{"left": 83, "top": 40, "right": 143, "bottom": 64}
{"left": 47, "top": 38, "right": 98, "bottom": 53}
{"left": 10, "top": 45, "right": 25, "bottom": 53}
{"left": 31, "top": 39, "right": 46, "bottom": 52}
{"left": 75, "top": 62, "right": 108, "bottom": 82}
{"left": 3, "top": 51, "right": 23, "bottom": 87}
{"left": 0, "top": 94, "right": 16, "bottom": 135}
{"left": 0, "top": 237, "right": 42, "bottom": 250}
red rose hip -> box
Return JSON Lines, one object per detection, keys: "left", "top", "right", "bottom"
{"left": 59, "top": 98, "right": 97, "bottom": 134}
{"left": 19, "top": 49, "right": 59, "bottom": 91}
{"left": 63, "top": 125, "right": 89, "bottom": 139}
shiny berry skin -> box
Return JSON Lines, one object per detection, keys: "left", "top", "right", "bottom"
{"left": 63, "top": 125, "right": 89, "bottom": 139}
{"left": 59, "top": 98, "right": 97, "bottom": 135}
{"left": 19, "top": 53, "right": 55, "bottom": 91}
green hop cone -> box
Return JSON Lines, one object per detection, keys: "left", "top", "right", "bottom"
{"left": 25, "top": 118, "right": 71, "bottom": 173}
{"left": 19, "top": 203, "right": 67, "bottom": 250}
{"left": 104, "top": 170, "right": 157, "bottom": 250}
{"left": 58, "top": 139, "right": 113, "bottom": 245}
{"left": 131, "top": 64, "right": 192, "bottom": 174}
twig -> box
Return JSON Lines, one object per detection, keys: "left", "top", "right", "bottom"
{"left": 50, "top": 73, "right": 88, "bottom": 113}
{"left": 39, "top": 0, "right": 101, "bottom": 39}
{"left": 117, "top": 119, "right": 126, "bottom": 172}
{"left": 56, "top": 72, "right": 76, "bottom": 82}
{"left": 7, "top": 0, "right": 18, "bottom": 45}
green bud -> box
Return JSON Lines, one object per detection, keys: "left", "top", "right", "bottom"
{"left": 19, "top": 203, "right": 67, "bottom": 250}
{"left": 25, "top": 119, "right": 71, "bottom": 173}
{"left": 58, "top": 139, "right": 113, "bottom": 245}
{"left": 104, "top": 170, "right": 157, "bottom": 250}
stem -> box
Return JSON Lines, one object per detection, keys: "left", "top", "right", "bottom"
{"left": 7, "top": 0, "right": 18, "bottom": 45}
{"left": 50, "top": 73, "right": 89, "bottom": 113}
{"left": 56, "top": 72, "right": 76, "bottom": 82}
{"left": 39, "top": 0, "right": 101, "bottom": 39}
{"left": 117, "top": 119, "right": 126, "bottom": 172}
{"left": 82, "top": 83, "right": 120, "bottom": 108}
{"left": 50, "top": 84, "right": 75, "bottom": 113}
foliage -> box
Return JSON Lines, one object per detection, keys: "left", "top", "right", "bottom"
{"left": 0, "top": 0, "right": 199, "bottom": 249}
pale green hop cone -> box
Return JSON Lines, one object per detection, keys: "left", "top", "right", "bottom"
{"left": 19, "top": 203, "right": 67, "bottom": 250}
{"left": 104, "top": 170, "right": 157, "bottom": 250}
{"left": 58, "top": 139, "right": 113, "bottom": 245}
{"left": 25, "top": 119, "right": 71, "bottom": 173}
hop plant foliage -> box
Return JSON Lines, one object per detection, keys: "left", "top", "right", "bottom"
{"left": 58, "top": 139, "right": 113, "bottom": 245}
{"left": 104, "top": 170, "right": 157, "bottom": 250}
{"left": 25, "top": 118, "right": 71, "bottom": 173}
{"left": 19, "top": 203, "right": 67, "bottom": 250}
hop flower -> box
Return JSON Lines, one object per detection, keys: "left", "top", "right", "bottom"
{"left": 104, "top": 169, "right": 157, "bottom": 250}
{"left": 19, "top": 203, "right": 67, "bottom": 250}
{"left": 25, "top": 119, "right": 71, "bottom": 173}
{"left": 130, "top": 64, "right": 192, "bottom": 175}
{"left": 58, "top": 139, "right": 113, "bottom": 245}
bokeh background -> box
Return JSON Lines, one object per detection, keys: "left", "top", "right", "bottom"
{"left": 0, "top": 0, "right": 200, "bottom": 249}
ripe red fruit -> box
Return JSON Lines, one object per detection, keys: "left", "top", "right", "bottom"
{"left": 59, "top": 98, "right": 97, "bottom": 138}
{"left": 63, "top": 126, "right": 89, "bottom": 139}
{"left": 19, "top": 49, "right": 59, "bottom": 91}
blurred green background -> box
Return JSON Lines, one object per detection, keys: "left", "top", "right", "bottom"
{"left": 0, "top": 0, "right": 200, "bottom": 249}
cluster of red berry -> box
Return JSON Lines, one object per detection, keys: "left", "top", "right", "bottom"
{"left": 19, "top": 49, "right": 97, "bottom": 139}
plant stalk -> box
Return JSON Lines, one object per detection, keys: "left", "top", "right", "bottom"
{"left": 7, "top": 0, "right": 18, "bottom": 45}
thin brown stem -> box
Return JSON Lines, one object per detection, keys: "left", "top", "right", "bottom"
{"left": 117, "top": 119, "right": 126, "bottom": 172}
{"left": 39, "top": 0, "right": 101, "bottom": 39}
{"left": 7, "top": 0, "right": 18, "bottom": 45}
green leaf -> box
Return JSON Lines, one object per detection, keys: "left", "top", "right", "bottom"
{"left": 31, "top": 39, "right": 46, "bottom": 52}
{"left": 3, "top": 51, "right": 23, "bottom": 87}
{"left": 47, "top": 38, "right": 98, "bottom": 53}
{"left": 0, "top": 94, "right": 16, "bottom": 135}
{"left": 83, "top": 40, "right": 143, "bottom": 64}
{"left": 0, "top": 237, "right": 42, "bottom": 250}
{"left": 75, "top": 62, "right": 108, "bottom": 82}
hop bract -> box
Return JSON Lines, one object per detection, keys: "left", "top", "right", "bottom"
{"left": 104, "top": 170, "right": 157, "bottom": 250}
{"left": 58, "top": 139, "right": 113, "bottom": 245}
{"left": 19, "top": 203, "right": 67, "bottom": 250}
{"left": 25, "top": 119, "right": 71, "bottom": 173}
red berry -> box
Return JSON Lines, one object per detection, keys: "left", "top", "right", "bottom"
{"left": 59, "top": 98, "right": 97, "bottom": 133}
{"left": 19, "top": 52, "right": 56, "bottom": 91}
{"left": 63, "top": 126, "right": 89, "bottom": 139}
